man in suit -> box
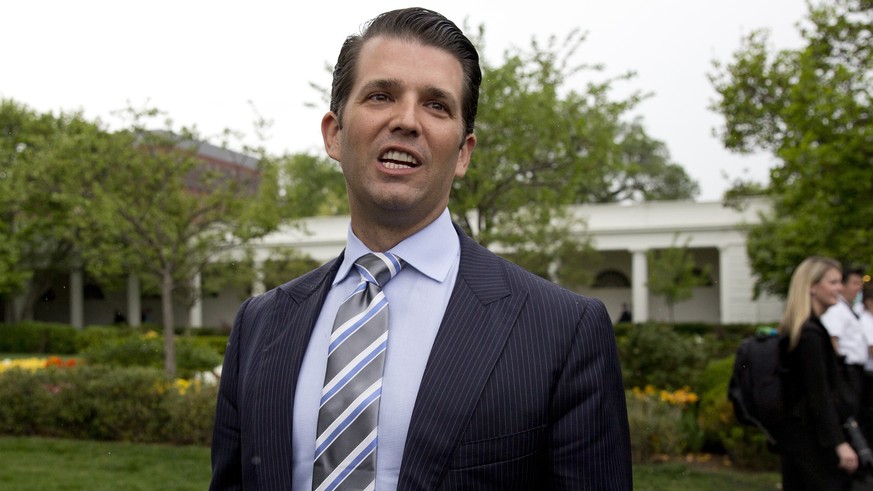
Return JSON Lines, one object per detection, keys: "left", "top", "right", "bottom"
{"left": 210, "top": 7, "right": 632, "bottom": 490}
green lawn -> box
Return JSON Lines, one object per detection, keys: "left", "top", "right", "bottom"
{"left": 0, "top": 436, "right": 780, "bottom": 490}
{"left": 0, "top": 436, "right": 211, "bottom": 491}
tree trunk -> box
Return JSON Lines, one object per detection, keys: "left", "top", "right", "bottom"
{"left": 161, "top": 267, "right": 177, "bottom": 378}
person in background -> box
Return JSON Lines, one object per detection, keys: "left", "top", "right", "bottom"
{"left": 859, "top": 285, "right": 873, "bottom": 443}
{"left": 822, "top": 268, "right": 868, "bottom": 439}
{"left": 777, "top": 256, "right": 858, "bottom": 490}
{"left": 209, "top": 7, "right": 632, "bottom": 490}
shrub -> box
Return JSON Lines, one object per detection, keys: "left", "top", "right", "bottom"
{"left": 0, "top": 365, "right": 217, "bottom": 445}
{"left": 626, "top": 388, "right": 690, "bottom": 462}
{"left": 619, "top": 323, "right": 708, "bottom": 389}
{"left": 74, "top": 325, "right": 129, "bottom": 352}
{"left": 193, "top": 335, "right": 230, "bottom": 357}
{"left": 81, "top": 332, "right": 222, "bottom": 378}
{"left": 0, "top": 322, "right": 78, "bottom": 354}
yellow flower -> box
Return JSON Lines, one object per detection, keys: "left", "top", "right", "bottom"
{"left": 0, "top": 357, "right": 80, "bottom": 373}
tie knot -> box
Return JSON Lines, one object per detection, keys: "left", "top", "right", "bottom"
{"left": 354, "top": 252, "right": 404, "bottom": 287}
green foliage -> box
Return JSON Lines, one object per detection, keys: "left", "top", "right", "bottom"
{"left": 648, "top": 234, "right": 711, "bottom": 321}
{"left": 191, "top": 335, "right": 231, "bottom": 356}
{"left": 81, "top": 333, "right": 222, "bottom": 379}
{"left": 262, "top": 247, "right": 322, "bottom": 290}
{"left": 0, "top": 366, "right": 216, "bottom": 445}
{"left": 73, "top": 325, "right": 128, "bottom": 352}
{"left": 449, "top": 29, "right": 697, "bottom": 277}
{"left": 273, "top": 153, "right": 348, "bottom": 217}
{"left": 0, "top": 99, "right": 113, "bottom": 319}
{"left": 73, "top": 106, "right": 281, "bottom": 376}
{"left": 710, "top": 0, "right": 873, "bottom": 296}
{"left": 619, "top": 323, "right": 709, "bottom": 390}
{"left": 626, "top": 391, "right": 689, "bottom": 462}
{"left": 0, "top": 322, "right": 78, "bottom": 354}
{"left": 201, "top": 257, "right": 255, "bottom": 300}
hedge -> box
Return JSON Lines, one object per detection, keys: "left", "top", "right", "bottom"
{"left": 0, "top": 365, "right": 216, "bottom": 445}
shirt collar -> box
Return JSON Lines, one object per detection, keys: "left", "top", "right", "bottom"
{"left": 334, "top": 208, "right": 459, "bottom": 286}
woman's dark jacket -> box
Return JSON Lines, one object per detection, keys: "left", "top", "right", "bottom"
{"left": 778, "top": 315, "right": 853, "bottom": 449}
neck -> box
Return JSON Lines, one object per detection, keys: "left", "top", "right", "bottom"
{"left": 811, "top": 299, "right": 827, "bottom": 318}
{"left": 349, "top": 207, "right": 445, "bottom": 252}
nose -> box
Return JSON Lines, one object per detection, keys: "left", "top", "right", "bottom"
{"left": 390, "top": 99, "right": 421, "bottom": 136}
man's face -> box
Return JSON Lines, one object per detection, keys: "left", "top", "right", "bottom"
{"left": 321, "top": 36, "right": 476, "bottom": 236}
{"left": 844, "top": 273, "right": 864, "bottom": 302}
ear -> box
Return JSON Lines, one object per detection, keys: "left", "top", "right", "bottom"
{"left": 321, "top": 112, "right": 341, "bottom": 161}
{"left": 454, "top": 133, "right": 476, "bottom": 178}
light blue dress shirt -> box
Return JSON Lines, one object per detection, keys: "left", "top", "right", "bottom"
{"left": 291, "top": 209, "right": 460, "bottom": 491}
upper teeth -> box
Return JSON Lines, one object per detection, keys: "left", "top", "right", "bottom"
{"left": 382, "top": 151, "right": 417, "bottom": 165}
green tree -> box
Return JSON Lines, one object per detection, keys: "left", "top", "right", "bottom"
{"left": 79, "top": 106, "right": 281, "bottom": 376}
{"left": 710, "top": 0, "right": 872, "bottom": 296}
{"left": 261, "top": 247, "right": 322, "bottom": 290}
{"left": 647, "top": 235, "right": 710, "bottom": 322}
{"left": 0, "top": 99, "right": 111, "bottom": 321}
{"left": 275, "top": 153, "right": 348, "bottom": 218}
{"left": 450, "top": 30, "right": 697, "bottom": 282}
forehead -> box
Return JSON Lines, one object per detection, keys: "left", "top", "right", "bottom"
{"left": 352, "top": 36, "right": 464, "bottom": 97}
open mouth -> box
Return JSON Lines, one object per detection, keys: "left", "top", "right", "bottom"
{"left": 379, "top": 150, "right": 419, "bottom": 169}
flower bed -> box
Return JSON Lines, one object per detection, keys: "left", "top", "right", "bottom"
{"left": 0, "top": 363, "right": 217, "bottom": 445}
{"left": 0, "top": 356, "right": 79, "bottom": 373}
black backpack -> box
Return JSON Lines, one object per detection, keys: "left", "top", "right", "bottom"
{"left": 728, "top": 328, "right": 788, "bottom": 447}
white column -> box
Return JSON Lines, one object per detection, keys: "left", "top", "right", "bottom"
{"left": 189, "top": 272, "right": 203, "bottom": 329}
{"left": 69, "top": 268, "right": 84, "bottom": 328}
{"left": 631, "top": 249, "right": 649, "bottom": 323}
{"left": 718, "top": 246, "right": 731, "bottom": 324}
{"left": 127, "top": 273, "right": 142, "bottom": 327}
{"left": 252, "top": 259, "right": 266, "bottom": 297}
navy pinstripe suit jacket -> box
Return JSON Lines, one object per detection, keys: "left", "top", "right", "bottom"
{"left": 210, "top": 226, "right": 632, "bottom": 490}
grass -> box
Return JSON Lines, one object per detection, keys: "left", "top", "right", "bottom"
{"left": 0, "top": 435, "right": 781, "bottom": 490}
{"left": 633, "top": 461, "right": 780, "bottom": 490}
{"left": 0, "top": 436, "right": 211, "bottom": 490}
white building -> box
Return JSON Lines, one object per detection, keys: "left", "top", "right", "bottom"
{"left": 26, "top": 198, "right": 784, "bottom": 328}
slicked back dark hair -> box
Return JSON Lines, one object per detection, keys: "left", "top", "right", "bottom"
{"left": 329, "top": 7, "right": 481, "bottom": 136}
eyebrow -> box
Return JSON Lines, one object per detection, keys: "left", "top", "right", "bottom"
{"left": 358, "top": 78, "right": 460, "bottom": 113}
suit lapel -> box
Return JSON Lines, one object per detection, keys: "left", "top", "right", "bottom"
{"left": 397, "top": 228, "right": 528, "bottom": 489}
{"left": 246, "top": 255, "right": 342, "bottom": 484}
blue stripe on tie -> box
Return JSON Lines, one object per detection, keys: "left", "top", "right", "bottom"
{"left": 314, "top": 387, "right": 382, "bottom": 458}
{"left": 320, "top": 340, "right": 388, "bottom": 406}
{"left": 357, "top": 266, "right": 378, "bottom": 285}
{"left": 328, "top": 297, "right": 388, "bottom": 354}
{"left": 383, "top": 253, "right": 402, "bottom": 275}
{"left": 325, "top": 436, "right": 378, "bottom": 491}
{"left": 342, "top": 282, "right": 367, "bottom": 302}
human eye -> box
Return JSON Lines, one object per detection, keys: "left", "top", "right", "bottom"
{"left": 426, "top": 100, "right": 449, "bottom": 113}
{"left": 367, "top": 92, "right": 390, "bottom": 103}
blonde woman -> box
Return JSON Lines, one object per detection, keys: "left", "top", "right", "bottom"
{"left": 777, "top": 256, "right": 858, "bottom": 490}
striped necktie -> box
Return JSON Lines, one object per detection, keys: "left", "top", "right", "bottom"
{"left": 312, "top": 252, "right": 403, "bottom": 491}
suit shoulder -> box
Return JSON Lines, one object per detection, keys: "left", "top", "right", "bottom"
{"left": 489, "top": 249, "right": 608, "bottom": 319}
{"left": 498, "top": 252, "right": 591, "bottom": 296}
{"left": 244, "top": 258, "right": 338, "bottom": 313}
